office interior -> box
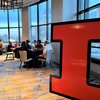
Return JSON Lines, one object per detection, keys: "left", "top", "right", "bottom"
{"left": 0, "top": 0, "right": 100, "bottom": 99}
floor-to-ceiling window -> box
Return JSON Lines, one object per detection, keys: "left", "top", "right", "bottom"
{"left": 77, "top": 0, "right": 100, "bottom": 20}
{"left": 29, "top": 0, "right": 51, "bottom": 44}
{"left": 0, "top": 9, "right": 22, "bottom": 44}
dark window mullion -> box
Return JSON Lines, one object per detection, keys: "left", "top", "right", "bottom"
{"left": 84, "top": 0, "right": 89, "bottom": 19}
{"left": 77, "top": 0, "right": 100, "bottom": 19}
{"left": 78, "top": 3, "right": 100, "bottom": 14}
{"left": 18, "top": 9, "right": 20, "bottom": 43}
{"left": 31, "top": 23, "right": 48, "bottom": 27}
{"left": 7, "top": 10, "right": 10, "bottom": 42}
{"left": 84, "top": 0, "right": 86, "bottom": 19}
{"left": 77, "top": 0, "right": 79, "bottom": 20}
{"left": 29, "top": 7, "right": 32, "bottom": 42}
{"left": 37, "top": 4, "right": 39, "bottom": 40}
{"left": 46, "top": 1, "right": 48, "bottom": 41}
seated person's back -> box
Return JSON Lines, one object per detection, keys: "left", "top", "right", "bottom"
{"left": 7, "top": 42, "right": 13, "bottom": 52}
{"left": 20, "top": 41, "right": 27, "bottom": 51}
{"left": 26, "top": 40, "right": 31, "bottom": 50}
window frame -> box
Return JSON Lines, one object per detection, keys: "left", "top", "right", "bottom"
{"left": 0, "top": 9, "right": 22, "bottom": 43}
{"left": 77, "top": 0, "right": 100, "bottom": 20}
{"left": 29, "top": 0, "right": 51, "bottom": 43}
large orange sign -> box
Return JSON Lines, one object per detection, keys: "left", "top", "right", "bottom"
{"left": 50, "top": 19, "right": 100, "bottom": 100}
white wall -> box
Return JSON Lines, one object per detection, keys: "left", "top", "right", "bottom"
{"left": 51, "top": 0, "right": 63, "bottom": 23}
{"left": 22, "top": 7, "right": 29, "bottom": 41}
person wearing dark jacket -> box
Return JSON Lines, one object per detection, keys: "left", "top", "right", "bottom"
{"left": 7, "top": 42, "right": 13, "bottom": 52}
{"left": 26, "top": 40, "right": 31, "bottom": 50}
{"left": 20, "top": 41, "right": 33, "bottom": 68}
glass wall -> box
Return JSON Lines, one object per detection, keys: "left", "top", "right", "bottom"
{"left": 78, "top": 0, "right": 100, "bottom": 20}
{"left": 29, "top": 0, "right": 51, "bottom": 43}
{"left": 89, "top": 0, "right": 100, "bottom": 7}
{"left": 0, "top": 9, "right": 22, "bottom": 44}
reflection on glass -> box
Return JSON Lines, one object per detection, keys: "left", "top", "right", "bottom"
{"left": 89, "top": 0, "right": 100, "bottom": 7}
{"left": 88, "top": 8, "right": 100, "bottom": 19}
{"left": 0, "top": 10, "right": 8, "bottom": 27}
{"left": 30, "top": 5, "right": 37, "bottom": 25}
{"left": 39, "top": 2, "right": 46, "bottom": 24}
{"left": 88, "top": 42, "right": 100, "bottom": 87}
{"left": 9, "top": 9, "right": 18, "bottom": 27}
{"left": 10, "top": 28, "right": 19, "bottom": 42}
{"left": 31, "top": 27, "right": 38, "bottom": 42}
{"left": 0, "top": 29, "right": 8, "bottom": 42}
{"left": 79, "top": 13, "right": 84, "bottom": 20}
{"left": 91, "top": 43, "right": 100, "bottom": 47}
{"left": 79, "top": 0, "right": 84, "bottom": 11}
{"left": 39, "top": 26, "right": 46, "bottom": 42}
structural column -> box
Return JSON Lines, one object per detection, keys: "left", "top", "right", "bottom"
{"left": 51, "top": 0, "right": 63, "bottom": 23}
{"left": 22, "top": 7, "right": 29, "bottom": 41}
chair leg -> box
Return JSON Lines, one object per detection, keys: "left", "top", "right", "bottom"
{"left": 19, "top": 61, "right": 22, "bottom": 69}
{"left": 6, "top": 54, "right": 8, "bottom": 60}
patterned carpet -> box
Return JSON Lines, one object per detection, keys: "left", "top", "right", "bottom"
{"left": 0, "top": 55, "right": 68, "bottom": 100}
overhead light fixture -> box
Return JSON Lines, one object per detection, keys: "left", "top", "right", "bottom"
{"left": 0, "top": 0, "right": 23, "bottom": 10}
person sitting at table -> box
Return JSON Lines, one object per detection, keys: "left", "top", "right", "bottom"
{"left": 33, "top": 40, "right": 37, "bottom": 50}
{"left": 0, "top": 39, "right": 5, "bottom": 55}
{"left": 35, "top": 40, "right": 43, "bottom": 50}
{"left": 13, "top": 41, "right": 20, "bottom": 58}
{"left": 20, "top": 41, "right": 32, "bottom": 58}
{"left": 26, "top": 40, "right": 31, "bottom": 50}
{"left": 20, "top": 41, "right": 27, "bottom": 51}
{"left": 14, "top": 41, "right": 20, "bottom": 48}
{"left": 39, "top": 40, "right": 48, "bottom": 58}
{"left": 42, "top": 41, "right": 53, "bottom": 68}
{"left": 7, "top": 42, "right": 13, "bottom": 52}
{"left": 20, "top": 41, "right": 33, "bottom": 68}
